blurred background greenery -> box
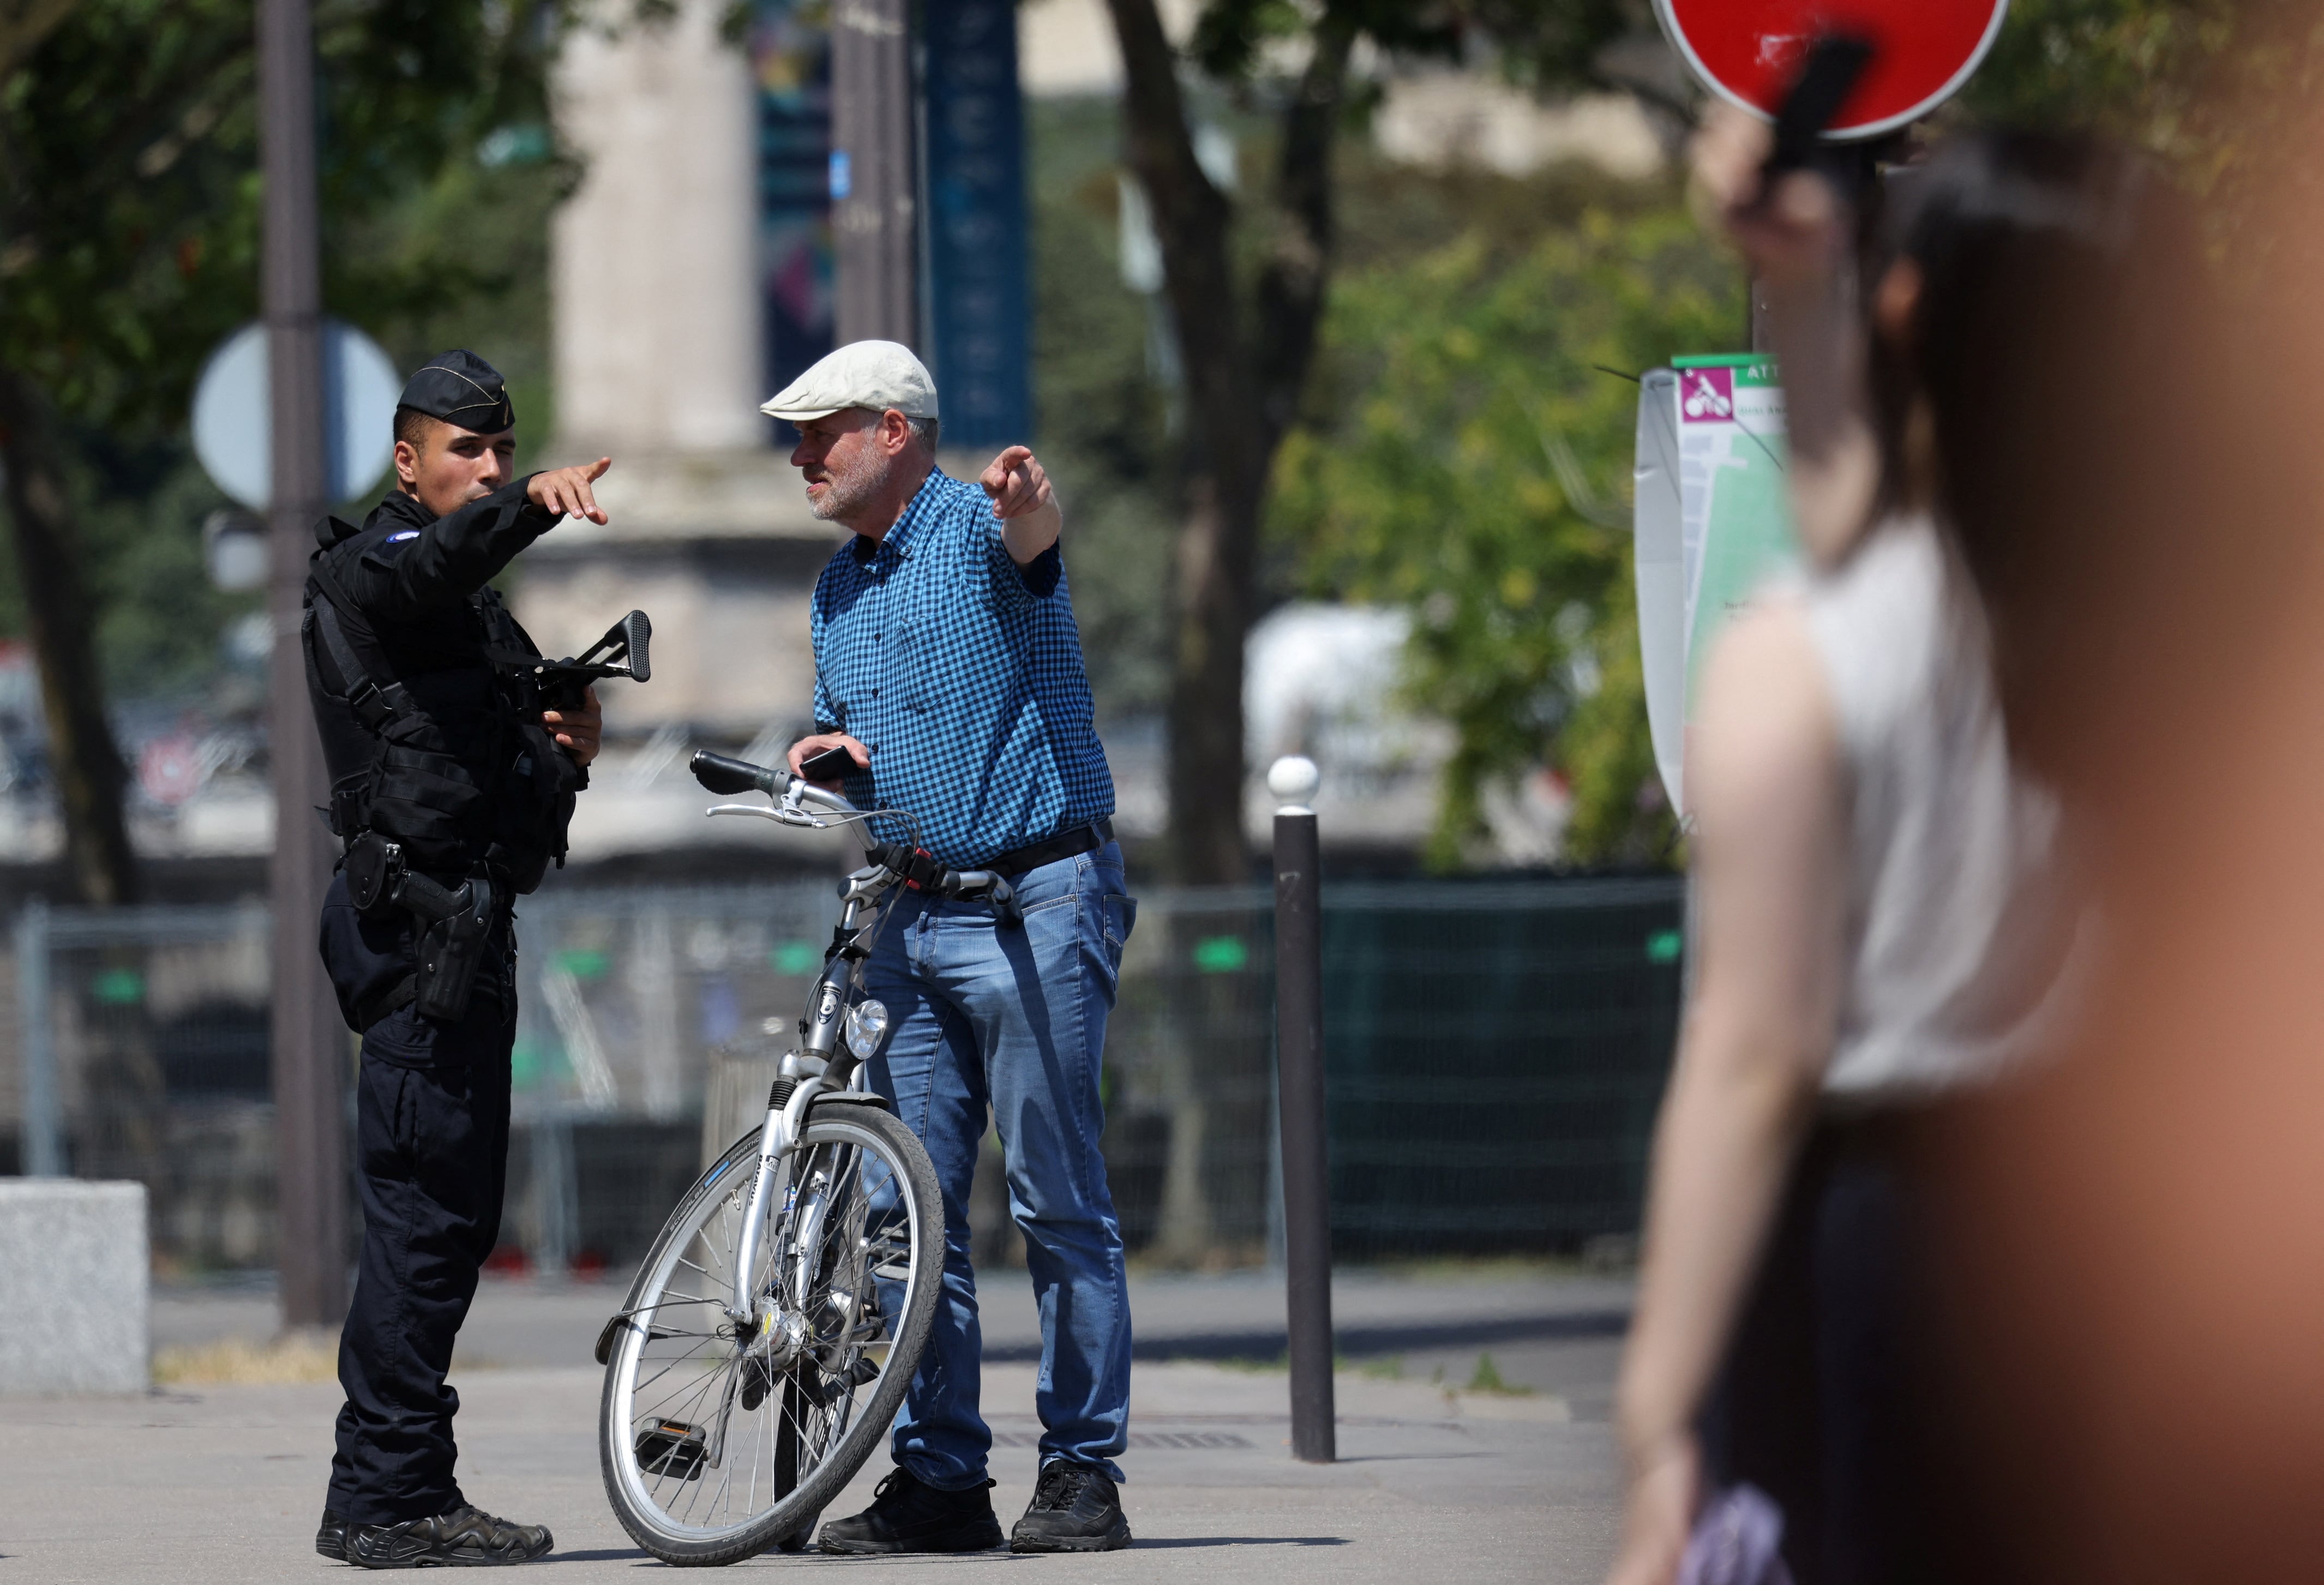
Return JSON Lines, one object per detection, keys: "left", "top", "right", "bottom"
{"left": 0, "top": 0, "right": 2308, "bottom": 870}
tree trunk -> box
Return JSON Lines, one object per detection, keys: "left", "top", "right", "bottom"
{"left": 1103, "top": 0, "right": 1352, "bottom": 886}
{"left": 1164, "top": 478, "right": 1258, "bottom": 884}
{"left": 0, "top": 367, "right": 141, "bottom": 905}
{"left": 1101, "top": 0, "right": 1355, "bottom": 1268}
{"left": 1252, "top": 14, "right": 1355, "bottom": 438}
{"left": 0, "top": 0, "right": 79, "bottom": 80}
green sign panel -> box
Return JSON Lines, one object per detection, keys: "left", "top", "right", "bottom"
{"left": 1634, "top": 355, "right": 1803, "bottom": 812}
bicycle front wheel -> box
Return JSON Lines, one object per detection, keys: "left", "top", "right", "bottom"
{"left": 598, "top": 1103, "right": 943, "bottom": 1566}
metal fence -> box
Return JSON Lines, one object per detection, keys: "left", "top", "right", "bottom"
{"left": 15, "top": 899, "right": 277, "bottom": 1275}
{"left": 7, "top": 875, "right": 1685, "bottom": 1275}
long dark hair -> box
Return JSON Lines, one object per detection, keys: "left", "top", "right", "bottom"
{"left": 1868, "top": 130, "right": 2276, "bottom": 794}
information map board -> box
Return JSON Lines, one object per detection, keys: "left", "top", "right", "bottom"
{"left": 1632, "top": 355, "right": 1801, "bottom": 813}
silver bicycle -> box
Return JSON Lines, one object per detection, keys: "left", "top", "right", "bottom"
{"left": 594, "top": 749, "right": 1018, "bottom": 1566}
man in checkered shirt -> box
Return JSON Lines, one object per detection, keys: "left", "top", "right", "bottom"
{"left": 765, "top": 341, "right": 1136, "bottom": 1556}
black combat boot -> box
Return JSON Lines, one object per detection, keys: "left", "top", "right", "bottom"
{"left": 317, "top": 1508, "right": 350, "bottom": 1560}
{"left": 345, "top": 1504, "right": 554, "bottom": 1568}
{"left": 1010, "top": 1462, "right": 1132, "bottom": 1553}
{"left": 816, "top": 1468, "right": 1002, "bottom": 1554}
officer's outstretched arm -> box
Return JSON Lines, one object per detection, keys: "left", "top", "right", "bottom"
{"left": 375, "top": 479, "right": 563, "bottom": 620}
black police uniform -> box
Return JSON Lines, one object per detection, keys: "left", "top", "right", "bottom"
{"left": 307, "top": 356, "right": 585, "bottom": 1534}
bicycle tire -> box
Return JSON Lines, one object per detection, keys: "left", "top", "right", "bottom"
{"left": 597, "top": 1103, "right": 942, "bottom": 1566}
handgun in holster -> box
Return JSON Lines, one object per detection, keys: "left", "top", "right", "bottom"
{"left": 345, "top": 831, "right": 501, "bottom": 1022}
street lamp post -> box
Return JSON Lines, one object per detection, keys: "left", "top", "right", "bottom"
{"left": 831, "top": 0, "right": 917, "bottom": 346}
{"left": 258, "top": 0, "right": 348, "bottom": 1330}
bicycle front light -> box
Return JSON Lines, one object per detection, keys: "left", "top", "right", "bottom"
{"left": 844, "top": 999, "right": 890, "bottom": 1057}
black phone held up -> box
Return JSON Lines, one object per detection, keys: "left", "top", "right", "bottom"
{"left": 800, "top": 745, "right": 857, "bottom": 783}
{"left": 1765, "top": 34, "right": 1876, "bottom": 179}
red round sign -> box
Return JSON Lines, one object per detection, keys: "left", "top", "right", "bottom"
{"left": 1654, "top": 0, "right": 2009, "bottom": 140}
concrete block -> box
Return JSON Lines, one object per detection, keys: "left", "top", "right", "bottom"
{"left": 0, "top": 1180, "right": 148, "bottom": 1394}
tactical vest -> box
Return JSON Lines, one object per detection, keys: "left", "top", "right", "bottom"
{"left": 303, "top": 525, "right": 582, "bottom": 894}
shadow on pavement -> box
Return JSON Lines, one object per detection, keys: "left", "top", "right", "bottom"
{"left": 985, "top": 1310, "right": 1630, "bottom": 1365}
{"left": 1130, "top": 1537, "right": 1353, "bottom": 1548}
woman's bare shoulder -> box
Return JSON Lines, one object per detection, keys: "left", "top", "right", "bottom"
{"left": 1691, "top": 596, "right": 1840, "bottom": 834}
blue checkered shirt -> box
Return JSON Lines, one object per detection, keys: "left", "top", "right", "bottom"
{"left": 809, "top": 469, "right": 1115, "bottom": 866}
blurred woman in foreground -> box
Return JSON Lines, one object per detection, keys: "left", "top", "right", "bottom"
{"left": 1607, "top": 108, "right": 2233, "bottom": 1585}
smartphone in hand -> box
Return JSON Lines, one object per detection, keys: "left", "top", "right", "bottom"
{"left": 800, "top": 745, "right": 858, "bottom": 783}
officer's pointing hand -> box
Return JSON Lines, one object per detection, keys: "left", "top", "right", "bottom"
{"left": 545, "top": 685, "right": 604, "bottom": 768}
{"left": 528, "top": 458, "right": 612, "bottom": 526}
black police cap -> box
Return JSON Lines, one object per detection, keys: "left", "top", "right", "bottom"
{"left": 398, "top": 350, "right": 514, "bottom": 434}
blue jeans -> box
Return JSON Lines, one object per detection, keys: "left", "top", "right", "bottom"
{"left": 861, "top": 842, "right": 1136, "bottom": 1487}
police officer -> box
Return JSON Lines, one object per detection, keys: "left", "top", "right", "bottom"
{"left": 308, "top": 351, "right": 610, "bottom": 1569}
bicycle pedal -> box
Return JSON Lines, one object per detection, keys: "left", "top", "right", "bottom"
{"left": 635, "top": 1419, "right": 708, "bottom": 1480}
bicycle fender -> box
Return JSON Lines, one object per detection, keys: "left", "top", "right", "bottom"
{"left": 598, "top": 1128, "right": 766, "bottom": 1365}
{"left": 594, "top": 1100, "right": 893, "bottom": 1365}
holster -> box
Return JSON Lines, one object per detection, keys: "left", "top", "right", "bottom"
{"left": 344, "top": 831, "right": 500, "bottom": 1022}
{"left": 406, "top": 869, "right": 499, "bottom": 1023}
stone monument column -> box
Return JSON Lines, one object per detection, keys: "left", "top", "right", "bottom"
{"left": 533, "top": 0, "right": 838, "bottom": 772}
{"left": 551, "top": 0, "right": 764, "bottom": 458}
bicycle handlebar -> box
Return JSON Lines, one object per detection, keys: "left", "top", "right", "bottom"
{"left": 688, "top": 749, "right": 856, "bottom": 815}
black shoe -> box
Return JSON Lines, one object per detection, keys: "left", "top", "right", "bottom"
{"left": 1011, "top": 1462, "right": 1131, "bottom": 1553}
{"left": 317, "top": 1508, "right": 350, "bottom": 1560}
{"left": 345, "top": 1504, "right": 554, "bottom": 1568}
{"left": 816, "top": 1468, "right": 1001, "bottom": 1555}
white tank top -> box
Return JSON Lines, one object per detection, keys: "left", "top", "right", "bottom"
{"left": 1795, "top": 517, "right": 2079, "bottom": 1101}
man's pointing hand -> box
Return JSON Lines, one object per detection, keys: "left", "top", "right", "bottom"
{"left": 529, "top": 457, "right": 612, "bottom": 525}
{"left": 982, "top": 446, "right": 1061, "bottom": 566}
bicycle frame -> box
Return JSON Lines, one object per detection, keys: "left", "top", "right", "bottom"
{"left": 702, "top": 766, "right": 903, "bottom": 1334}
{"left": 695, "top": 751, "right": 1016, "bottom": 1335}
{"left": 722, "top": 891, "right": 884, "bottom": 1332}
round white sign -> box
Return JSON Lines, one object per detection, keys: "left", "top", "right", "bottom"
{"left": 190, "top": 320, "right": 403, "bottom": 511}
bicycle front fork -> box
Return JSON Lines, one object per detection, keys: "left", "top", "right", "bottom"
{"left": 727, "top": 1071, "right": 829, "bottom": 1329}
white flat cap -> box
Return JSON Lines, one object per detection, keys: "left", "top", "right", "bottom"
{"left": 759, "top": 340, "right": 940, "bottom": 423}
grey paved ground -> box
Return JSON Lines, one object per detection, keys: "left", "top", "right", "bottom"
{"left": 7, "top": 1268, "right": 1629, "bottom": 1581}
{"left": 154, "top": 1266, "right": 1635, "bottom": 1414}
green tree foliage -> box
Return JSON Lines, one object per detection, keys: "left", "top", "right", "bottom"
{"left": 1, "top": 0, "right": 558, "bottom": 429}
{"left": 1272, "top": 202, "right": 1740, "bottom": 868}
{"left": 1266, "top": 2, "right": 2318, "bottom": 874}
{"left": 1963, "top": 0, "right": 2237, "bottom": 137}
{"left": 0, "top": 0, "right": 564, "bottom": 898}
{"left": 1960, "top": 0, "right": 2324, "bottom": 291}
{"left": 1025, "top": 98, "right": 1179, "bottom": 723}
{"left": 1955, "top": 0, "right": 2301, "bottom": 165}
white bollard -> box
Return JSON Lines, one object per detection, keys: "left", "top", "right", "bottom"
{"left": 1266, "top": 754, "right": 1320, "bottom": 815}
{"left": 0, "top": 1180, "right": 149, "bottom": 1394}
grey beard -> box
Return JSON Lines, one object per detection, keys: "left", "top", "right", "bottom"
{"left": 807, "top": 459, "right": 884, "bottom": 523}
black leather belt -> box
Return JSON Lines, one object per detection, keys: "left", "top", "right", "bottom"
{"left": 982, "top": 819, "right": 1114, "bottom": 879}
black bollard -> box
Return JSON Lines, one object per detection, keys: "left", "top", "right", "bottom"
{"left": 1270, "top": 756, "right": 1334, "bottom": 1463}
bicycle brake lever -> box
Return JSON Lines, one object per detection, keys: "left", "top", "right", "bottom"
{"left": 991, "top": 880, "right": 1022, "bottom": 930}
{"left": 705, "top": 803, "right": 824, "bottom": 828}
